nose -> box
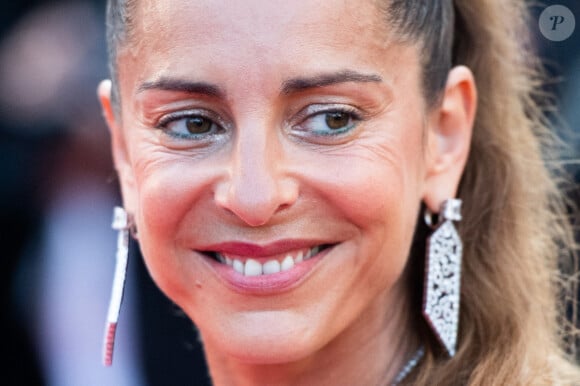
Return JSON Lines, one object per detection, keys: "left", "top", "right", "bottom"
{"left": 214, "top": 126, "right": 299, "bottom": 227}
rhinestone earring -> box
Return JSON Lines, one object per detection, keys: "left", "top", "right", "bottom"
{"left": 102, "top": 207, "right": 132, "bottom": 366}
{"left": 422, "top": 198, "right": 463, "bottom": 357}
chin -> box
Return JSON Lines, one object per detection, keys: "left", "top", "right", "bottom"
{"left": 201, "top": 310, "right": 323, "bottom": 365}
{"left": 223, "top": 337, "right": 316, "bottom": 365}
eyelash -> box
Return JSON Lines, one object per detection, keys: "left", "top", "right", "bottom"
{"left": 292, "top": 105, "right": 363, "bottom": 138}
{"left": 155, "top": 104, "right": 364, "bottom": 143}
{"left": 156, "top": 110, "right": 227, "bottom": 140}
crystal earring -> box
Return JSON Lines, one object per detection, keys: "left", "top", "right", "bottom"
{"left": 422, "top": 198, "right": 463, "bottom": 357}
{"left": 102, "top": 206, "right": 132, "bottom": 366}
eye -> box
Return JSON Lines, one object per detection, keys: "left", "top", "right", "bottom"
{"left": 157, "top": 111, "right": 225, "bottom": 139}
{"left": 325, "top": 111, "right": 352, "bottom": 130}
{"left": 183, "top": 116, "right": 213, "bottom": 134}
{"left": 295, "top": 106, "right": 361, "bottom": 137}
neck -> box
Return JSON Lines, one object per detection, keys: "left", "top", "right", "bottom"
{"left": 203, "top": 283, "right": 417, "bottom": 386}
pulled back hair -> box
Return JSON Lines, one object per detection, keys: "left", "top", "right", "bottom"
{"left": 104, "top": 0, "right": 580, "bottom": 384}
{"left": 105, "top": 0, "right": 135, "bottom": 111}
{"left": 384, "top": 1, "right": 580, "bottom": 384}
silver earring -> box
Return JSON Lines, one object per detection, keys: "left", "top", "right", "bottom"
{"left": 423, "top": 198, "right": 463, "bottom": 357}
{"left": 102, "top": 207, "right": 132, "bottom": 366}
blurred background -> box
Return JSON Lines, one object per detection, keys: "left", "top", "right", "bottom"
{"left": 0, "top": 1, "right": 209, "bottom": 385}
{"left": 0, "top": 1, "right": 577, "bottom": 385}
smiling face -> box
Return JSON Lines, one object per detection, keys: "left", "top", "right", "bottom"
{"left": 100, "top": 0, "right": 475, "bottom": 375}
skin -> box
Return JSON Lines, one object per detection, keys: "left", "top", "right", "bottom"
{"left": 99, "top": 0, "right": 476, "bottom": 384}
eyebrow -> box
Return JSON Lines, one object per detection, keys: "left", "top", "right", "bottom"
{"left": 281, "top": 70, "right": 382, "bottom": 94}
{"left": 137, "top": 69, "right": 382, "bottom": 98}
{"left": 138, "top": 77, "right": 226, "bottom": 99}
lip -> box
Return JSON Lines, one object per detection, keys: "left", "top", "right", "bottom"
{"left": 198, "top": 239, "right": 327, "bottom": 258}
{"left": 196, "top": 239, "right": 335, "bottom": 295}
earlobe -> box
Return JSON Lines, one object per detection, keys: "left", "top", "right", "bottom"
{"left": 97, "top": 79, "right": 137, "bottom": 212}
{"left": 423, "top": 66, "right": 477, "bottom": 213}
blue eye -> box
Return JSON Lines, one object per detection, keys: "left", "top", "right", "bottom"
{"left": 298, "top": 108, "right": 360, "bottom": 136}
{"left": 158, "top": 112, "right": 225, "bottom": 139}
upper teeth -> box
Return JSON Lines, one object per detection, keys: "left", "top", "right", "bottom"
{"left": 217, "top": 246, "right": 321, "bottom": 276}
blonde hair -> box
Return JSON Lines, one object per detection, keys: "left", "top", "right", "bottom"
{"left": 390, "top": 1, "right": 580, "bottom": 384}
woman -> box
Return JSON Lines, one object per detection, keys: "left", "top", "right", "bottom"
{"left": 98, "top": 0, "right": 580, "bottom": 384}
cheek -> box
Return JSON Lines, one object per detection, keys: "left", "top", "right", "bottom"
{"left": 130, "top": 152, "right": 219, "bottom": 288}
{"left": 308, "top": 130, "right": 425, "bottom": 234}
{"left": 315, "top": 126, "right": 426, "bottom": 274}
{"left": 128, "top": 130, "right": 225, "bottom": 238}
{"left": 137, "top": 161, "right": 198, "bottom": 234}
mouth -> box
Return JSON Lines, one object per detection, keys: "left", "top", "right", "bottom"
{"left": 201, "top": 244, "right": 334, "bottom": 277}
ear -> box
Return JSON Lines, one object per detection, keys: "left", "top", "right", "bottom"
{"left": 98, "top": 79, "right": 137, "bottom": 213}
{"left": 422, "top": 66, "right": 477, "bottom": 213}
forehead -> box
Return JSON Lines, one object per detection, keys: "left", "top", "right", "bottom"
{"left": 133, "top": 0, "right": 387, "bottom": 41}
{"left": 124, "top": 0, "right": 392, "bottom": 62}
{"left": 117, "top": 0, "right": 416, "bottom": 100}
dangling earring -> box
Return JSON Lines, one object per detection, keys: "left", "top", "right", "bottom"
{"left": 102, "top": 206, "right": 133, "bottom": 366}
{"left": 422, "top": 198, "right": 463, "bottom": 357}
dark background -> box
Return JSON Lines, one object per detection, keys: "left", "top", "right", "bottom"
{"left": 0, "top": 1, "right": 210, "bottom": 385}
{"left": 0, "top": 1, "right": 578, "bottom": 385}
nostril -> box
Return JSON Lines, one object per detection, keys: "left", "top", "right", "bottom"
{"left": 214, "top": 190, "right": 292, "bottom": 227}
{"left": 212, "top": 162, "right": 299, "bottom": 227}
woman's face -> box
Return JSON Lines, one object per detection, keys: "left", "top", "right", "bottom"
{"left": 104, "top": 0, "right": 472, "bottom": 364}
